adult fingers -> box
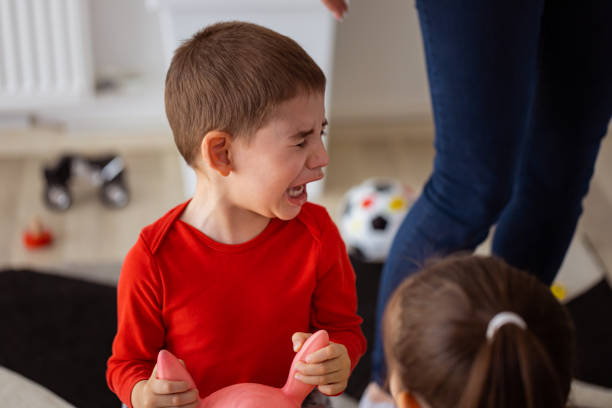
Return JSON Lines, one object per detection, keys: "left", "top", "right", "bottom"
{"left": 320, "top": 0, "right": 348, "bottom": 20}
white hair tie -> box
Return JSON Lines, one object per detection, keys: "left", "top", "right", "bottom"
{"left": 486, "top": 311, "right": 527, "bottom": 341}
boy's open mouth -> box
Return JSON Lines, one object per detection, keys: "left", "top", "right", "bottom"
{"left": 287, "top": 184, "right": 305, "bottom": 198}
{"left": 287, "top": 184, "right": 307, "bottom": 206}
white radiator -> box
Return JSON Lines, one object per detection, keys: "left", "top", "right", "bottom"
{"left": 0, "top": 0, "right": 93, "bottom": 110}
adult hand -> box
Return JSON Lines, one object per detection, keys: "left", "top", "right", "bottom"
{"left": 320, "top": 0, "right": 348, "bottom": 21}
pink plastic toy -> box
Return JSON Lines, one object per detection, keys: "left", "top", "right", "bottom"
{"left": 156, "top": 330, "right": 330, "bottom": 408}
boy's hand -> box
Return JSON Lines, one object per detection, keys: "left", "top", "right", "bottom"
{"left": 131, "top": 363, "right": 198, "bottom": 408}
{"left": 292, "top": 332, "right": 351, "bottom": 396}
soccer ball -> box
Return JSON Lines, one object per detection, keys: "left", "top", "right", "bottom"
{"left": 339, "top": 178, "right": 417, "bottom": 263}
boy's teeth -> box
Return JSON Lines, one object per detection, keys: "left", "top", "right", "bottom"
{"left": 288, "top": 185, "right": 304, "bottom": 197}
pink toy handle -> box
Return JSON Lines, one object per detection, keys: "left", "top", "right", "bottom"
{"left": 156, "top": 350, "right": 200, "bottom": 398}
{"left": 281, "top": 330, "right": 330, "bottom": 404}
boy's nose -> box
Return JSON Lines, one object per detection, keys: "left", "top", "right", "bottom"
{"left": 307, "top": 139, "right": 329, "bottom": 169}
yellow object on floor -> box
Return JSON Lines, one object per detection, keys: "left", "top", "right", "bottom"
{"left": 551, "top": 282, "right": 567, "bottom": 301}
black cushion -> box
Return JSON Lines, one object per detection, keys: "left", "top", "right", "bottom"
{"left": 0, "top": 269, "right": 120, "bottom": 408}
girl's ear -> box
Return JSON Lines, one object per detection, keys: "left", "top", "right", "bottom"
{"left": 396, "top": 391, "right": 421, "bottom": 408}
{"left": 201, "top": 130, "right": 232, "bottom": 176}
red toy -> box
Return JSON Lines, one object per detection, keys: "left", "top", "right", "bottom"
{"left": 157, "top": 330, "right": 330, "bottom": 408}
{"left": 22, "top": 217, "right": 53, "bottom": 249}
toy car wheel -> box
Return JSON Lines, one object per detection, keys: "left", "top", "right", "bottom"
{"left": 100, "top": 181, "right": 129, "bottom": 208}
{"left": 44, "top": 184, "right": 72, "bottom": 211}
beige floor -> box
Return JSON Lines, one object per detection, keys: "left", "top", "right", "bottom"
{"left": 1, "top": 123, "right": 611, "bottom": 407}
{"left": 0, "top": 128, "right": 182, "bottom": 283}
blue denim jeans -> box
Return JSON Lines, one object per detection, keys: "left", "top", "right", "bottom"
{"left": 370, "top": 0, "right": 612, "bottom": 386}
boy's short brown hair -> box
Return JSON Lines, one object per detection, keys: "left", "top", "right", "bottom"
{"left": 165, "top": 21, "right": 326, "bottom": 166}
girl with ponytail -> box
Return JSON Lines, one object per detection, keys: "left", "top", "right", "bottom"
{"left": 382, "top": 255, "right": 575, "bottom": 408}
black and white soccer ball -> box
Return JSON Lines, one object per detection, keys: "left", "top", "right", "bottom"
{"left": 340, "top": 178, "right": 417, "bottom": 263}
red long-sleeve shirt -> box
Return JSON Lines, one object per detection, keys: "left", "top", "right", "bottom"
{"left": 106, "top": 201, "right": 366, "bottom": 407}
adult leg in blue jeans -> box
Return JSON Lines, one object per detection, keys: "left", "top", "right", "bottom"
{"left": 493, "top": 1, "right": 612, "bottom": 284}
{"left": 366, "top": 0, "right": 612, "bottom": 395}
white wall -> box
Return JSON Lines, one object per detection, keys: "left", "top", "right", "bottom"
{"left": 87, "top": 0, "right": 431, "bottom": 121}
{"left": 89, "top": 0, "right": 165, "bottom": 81}
{"left": 331, "top": 0, "right": 432, "bottom": 120}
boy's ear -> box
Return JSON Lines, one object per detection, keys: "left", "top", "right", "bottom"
{"left": 201, "top": 130, "right": 232, "bottom": 176}
{"left": 396, "top": 391, "right": 421, "bottom": 408}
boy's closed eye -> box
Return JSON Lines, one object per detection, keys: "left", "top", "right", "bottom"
{"left": 296, "top": 130, "right": 327, "bottom": 148}
{"left": 292, "top": 120, "right": 328, "bottom": 148}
